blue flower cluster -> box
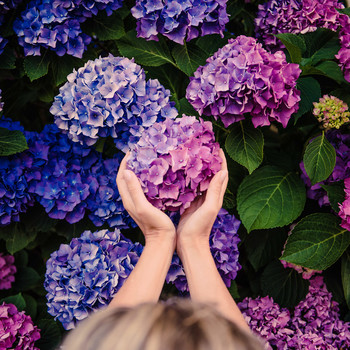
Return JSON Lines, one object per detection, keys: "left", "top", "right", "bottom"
{"left": 51, "top": 55, "right": 178, "bottom": 151}
{"left": 44, "top": 229, "right": 143, "bottom": 330}
{"left": 131, "top": 0, "right": 229, "bottom": 44}
{"left": 13, "top": 0, "right": 123, "bottom": 57}
{"left": 166, "top": 208, "right": 241, "bottom": 292}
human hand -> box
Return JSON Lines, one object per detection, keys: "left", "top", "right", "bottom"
{"left": 116, "top": 152, "right": 176, "bottom": 245}
{"left": 176, "top": 149, "right": 228, "bottom": 257}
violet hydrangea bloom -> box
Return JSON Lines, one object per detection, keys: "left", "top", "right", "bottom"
{"left": 0, "top": 89, "right": 3, "bottom": 112}
{"left": 336, "top": 13, "right": 350, "bottom": 83}
{"left": 44, "top": 229, "right": 143, "bottom": 330}
{"left": 166, "top": 208, "right": 241, "bottom": 292}
{"left": 255, "top": 0, "right": 344, "bottom": 52}
{"left": 186, "top": 35, "right": 301, "bottom": 128}
{"left": 338, "top": 177, "right": 350, "bottom": 231}
{"left": 127, "top": 115, "right": 222, "bottom": 213}
{"left": 0, "top": 253, "right": 16, "bottom": 289}
{"left": 300, "top": 129, "right": 350, "bottom": 206}
{"left": 0, "top": 302, "right": 40, "bottom": 349}
{"left": 131, "top": 0, "right": 229, "bottom": 44}
{"left": 50, "top": 55, "right": 177, "bottom": 151}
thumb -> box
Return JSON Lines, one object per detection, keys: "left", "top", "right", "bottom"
{"left": 204, "top": 170, "right": 228, "bottom": 206}
{"left": 123, "top": 170, "right": 149, "bottom": 208}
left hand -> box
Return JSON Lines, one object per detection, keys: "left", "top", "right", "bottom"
{"left": 116, "top": 152, "right": 176, "bottom": 245}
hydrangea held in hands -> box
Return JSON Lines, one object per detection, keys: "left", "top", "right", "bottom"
{"left": 186, "top": 35, "right": 301, "bottom": 129}
{"left": 0, "top": 302, "right": 40, "bottom": 349}
{"left": 338, "top": 177, "right": 350, "bottom": 231}
{"left": 51, "top": 55, "right": 177, "bottom": 151}
{"left": 44, "top": 229, "right": 143, "bottom": 330}
{"left": 166, "top": 208, "right": 241, "bottom": 293}
{"left": 131, "top": 0, "right": 229, "bottom": 44}
{"left": 127, "top": 115, "right": 222, "bottom": 213}
{"left": 0, "top": 253, "right": 16, "bottom": 289}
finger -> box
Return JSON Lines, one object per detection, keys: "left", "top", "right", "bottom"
{"left": 203, "top": 169, "right": 228, "bottom": 210}
{"left": 219, "top": 148, "right": 227, "bottom": 172}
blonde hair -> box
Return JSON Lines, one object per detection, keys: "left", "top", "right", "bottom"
{"left": 61, "top": 299, "right": 264, "bottom": 350}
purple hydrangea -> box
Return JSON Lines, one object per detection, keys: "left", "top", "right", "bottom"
{"left": 0, "top": 89, "right": 3, "bottom": 112}
{"left": 0, "top": 302, "right": 41, "bottom": 350}
{"left": 300, "top": 129, "right": 350, "bottom": 206}
{"left": 238, "top": 276, "right": 350, "bottom": 349}
{"left": 131, "top": 0, "right": 229, "bottom": 44}
{"left": 13, "top": 0, "right": 122, "bottom": 57}
{"left": 338, "top": 177, "right": 350, "bottom": 231}
{"left": 255, "top": 0, "right": 344, "bottom": 52}
{"left": 44, "top": 229, "right": 143, "bottom": 330}
{"left": 166, "top": 208, "right": 241, "bottom": 292}
{"left": 127, "top": 115, "right": 222, "bottom": 213}
{"left": 186, "top": 35, "right": 301, "bottom": 129}
{"left": 50, "top": 55, "right": 178, "bottom": 151}
{"left": 336, "top": 13, "right": 350, "bottom": 83}
{"left": 0, "top": 253, "right": 16, "bottom": 289}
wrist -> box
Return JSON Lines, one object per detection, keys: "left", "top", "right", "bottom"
{"left": 176, "top": 236, "right": 210, "bottom": 260}
{"left": 145, "top": 230, "right": 176, "bottom": 248}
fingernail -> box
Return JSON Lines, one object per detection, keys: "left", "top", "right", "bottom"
{"left": 220, "top": 170, "right": 228, "bottom": 180}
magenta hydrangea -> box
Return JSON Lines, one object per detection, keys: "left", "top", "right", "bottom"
{"left": 338, "top": 177, "right": 350, "bottom": 231}
{"left": 44, "top": 228, "right": 143, "bottom": 330}
{"left": 336, "top": 13, "right": 350, "bottom": 83}
{"left": 127, "top": 115, "right": 222, "bottom": 213}
{"left": 50, "top": 55, "right": 177, "bottom": 151}
{"left": 131, "top": 0, "right": 229, "bottom": 44}
{"left": 0, "top": 253, "right": 16, "bottom": 289}
{"left": 166, "top": 208, "right": 241, "bottom": 293}
{"left": 186, "top": 35, "right": 301, "bottom": 129}
{"left": 0, "top": 302, "right": 40, "bottom": 350}
{"left": 255, "top": 0, "right": 344, "bottom": 52}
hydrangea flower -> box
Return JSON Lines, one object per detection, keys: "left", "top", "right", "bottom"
{"left": 0, "top": 89, "right": 3, "bottom": 112}
{"left": 313, "top": 95, "right": 350, "bottom": 130}
{"left": 255, "top": 0, "right": 344, "bottom": 52}
{"left": 0, "top": 302, "right": 41, "bottom": 349}
{"left": 336, "top": 13, "right": 350, "bottom": 83}
{"left": 0, "top": 253, "right": 16, "bottom": 289}
{"left": 131, "top": 0, "right": 229, "bottom": 44}
{"left": 166, "top": 208, "right": 241, "bottom": 292}
{"left": 13, "top": 0, "right": 122, "bottom": 57}
{"left": 50, "top": 55, "right": 177, "bottom": 151}
{"left": 44, "top": 229, "right": 143, "bottom": 330}
{"left": 338, "top": 177, "right": 350, "bottom": 231}
{"left": 300, "top": 129, "right": 350, "bottom": 206}
{"left": 186, "top": 35, "right": 301, "bottom": 129}
{"left": 127, "top": 115, "right": 222, "bottom": 213}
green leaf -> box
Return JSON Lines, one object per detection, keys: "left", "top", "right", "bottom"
{"left": 172, "top": 42, "right": 207, "bottom": 76}
{"left": 275, "top": 33, "right": 306, "bottom": 63}
{"left": 6, "top": 226, "right": 37, "bottom": 254}
{"left": 306, "top": 38, "right": 341, "bottom": 66}
{"left": 237, "top": 166, "right": 306, "bottom": 232}
{"left": 294, "top": 77, "right": 321, "bottom": 123}
{"left": 281, "top": 213, "right": 350, "bottom": 270}
{"left": 225, "top": 121, "right": 264, "bottom": 174}
{"left": 342, "top": 250, "right": 350, "bottom": 309}
{"left": 314, "top": 61, "right": 347, "bottom": 84}
{"left": 0, "top": 127, "right": 28, "bottom": 156}
{"left": 178, "top": 97, "right": 199, "bottom": 117}
{"left": 90, "top": 12, "right": 124, "bottom": 40}
{"left": 196, "top": 33, "right": 233, "bottom": 56}
{"left": 320, "top": 182, "right": 346, "bottom": 213}
{"left": 36, "top": 319, "right": 62, "bottom": 350}
{"left": 303, "top": 133, "right": 336, "bottom": 185}
{"left": 23, "top": 294, "right": 38, "bottom": 319}
{"left": 52, "top": 56, "right": 82, "bottom": 86}
{"left": 1, "top": 293, "right": 26, "bottom": 311}
{"left": 23, "top": 54, "right": 50, "bottom": 81}
{"left": 228, "top": 281, "right": 240, "bottom": 299}
{"left": 302, "top": 28, "right": 338, "bottom": 58}
{"left": 261, "top": 260, "right": 309, "bottom": 307}
{"left": 337, "top": 7, "right": 350, "bottom": 16}
{"left": 117, "top": 30, "right": 175, "bottom": 67}
{"left": 13, "top": 267, "right": 41, "bottom": 291}
{"left": 0, "top": 46, "right": 16, "bottom": 69}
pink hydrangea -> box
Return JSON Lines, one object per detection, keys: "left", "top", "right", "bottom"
{"left": 0, "top": 253, "right": 16, "bottom": 289}
{"left": 339, "top": 177, "right": 350, "bottom": 231}
{"left": 186, "top": 35, "right": 301, "bottom": 128}
{"left": 0, "top": 302, "right": 40, "bottom": 349}
{"left": 127, "top": 115, "right": 222, "bottom": 213}
{"left": 336, "top": 14, "right": 350, "bottom": 83}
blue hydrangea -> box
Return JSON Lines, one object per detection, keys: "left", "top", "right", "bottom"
{"left": 50, "top": 55, "right": 178, "bottom": 151}
{"left": 131, "top": 0, "right": 229, "bottom": 44}
{"left": 44, "top": 228, "right": 143, "bottom": 330}
{"left": 13, "top": 0, "right": 122, "bottom": 57}
{"left": 166, "top": 208, "right": 242, "bottom": 292}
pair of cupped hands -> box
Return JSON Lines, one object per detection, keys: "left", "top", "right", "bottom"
{"left": 116, "top": 149, "right": 228, "bottom": 257}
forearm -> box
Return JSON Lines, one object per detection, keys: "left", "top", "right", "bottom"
{"left": 109, "top": 237, "right": 175, "bottom": 308}
{"left": 178, "top": 238, "right": 250, "bottom": 332}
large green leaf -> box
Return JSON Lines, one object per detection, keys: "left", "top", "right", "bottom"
{"left": 13, "top": 267, "right": 41, "bottom": 291}
{"left": 1, "top": 293, "right": 26, "bottom": 311}
{"left": 237, "top": 166, "right": 306, "bottom": 232}
{"left": 303, "top": 133, "right": 336, "bottom": 185}
{"left": 275, "top": 33, "right": 306, "bottom": 63}
{"left": 313, "top": 61, "right": 347, "bottom": 84}
{"left": 172, "top": 42, "right": 207, "bottom": 76}
{"left": 89, "top": 12, "right": 124, "bottom": 40}
{"left": 342, "top": 250, "right": 350, "bottom": 310}
{"left": 0, "top": 127, "right": 28, "bottom": 156}
{"left": 261, "top": 260, "right": 309, "bottom": 307}
{"left": 36, "top": 319, "right": 62, "bottom": 350}
{"left": 23, "top": 54, "right": 50, "bottom": 81}
{"left": 225, "top": 121, "right": 264, "bottom": 174}
{"left": 321, "top": 182, "right": 345, "bottom": 213}
{"left": 303, "top": 37, "right": 341, "bottom": 66}
{"left": 281, "top": 213, "right": 350, "bottom": 270}
{"left": 6, "top": 225, "right": 37, "bottom": 254}
{"left": 52, "top": 55, "right": 82, "bottom": 86}
{"left": 117, "top": 30, "right": 175, "bottom": 67}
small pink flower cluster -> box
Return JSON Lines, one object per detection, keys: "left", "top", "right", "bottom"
{"left": 0, "top": 253, "right": 16, "bottom": 289}
{"left": 127, "top": 115, "right": 222, "bottom": 213}
{"left": 339, "top": 177, "right": 350, "bottom": 231}
{"left": 336, "top": 14, "right": 350, "bottom": 83}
